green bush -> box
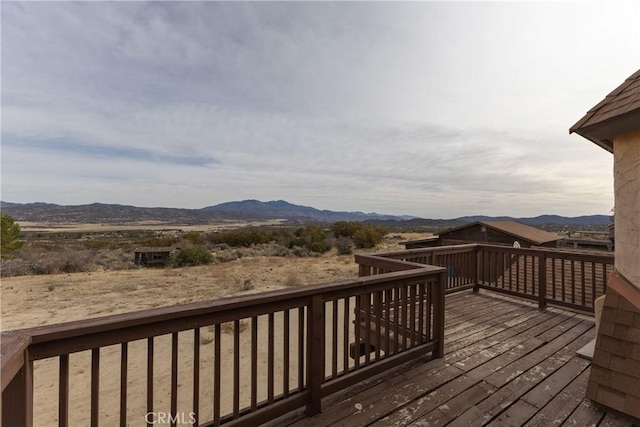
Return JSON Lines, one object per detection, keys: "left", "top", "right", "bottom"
{"left": 335, "top": 237, "right": 353, "bottom": 255}
{"left": 173, "top": 246, "right": 214, "bottom": 266}
{"left": 352, "top": 224, "right": 388, "bottom": 249}
{"left": 209, "top": 228, "right": 272, "bottom": 247}
{"left": 293, "top": 226, "right": 332, "bottom": 253}
{"left": 331, "top": 221, "right": 360, "bottom": 239}
{"left": 1, "top": 214, "right": 23, "bottom": 258}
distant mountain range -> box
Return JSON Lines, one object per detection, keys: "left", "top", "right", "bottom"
{"left": 202, "top": 200, "right": 415, "bottom": 222}
{"left": 0, "top": 200, "right": 611, "bottom": 227}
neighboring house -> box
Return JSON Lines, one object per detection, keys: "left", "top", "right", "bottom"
{"left": 134, "top": 246, "right": 178, "bottom": 267}
{"left": 570, "top": 68, "right": 640, "bottom": 421}
{"left": 405, "top": 220, "right": 563, "bottom": 249}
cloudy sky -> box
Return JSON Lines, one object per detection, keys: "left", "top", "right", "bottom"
{"left": 2, "top": 1, "right": 639, "bottom": 218}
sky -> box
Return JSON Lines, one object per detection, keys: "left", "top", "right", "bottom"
{"left": 2, "top": 1, "right": 639, "bottom": 218}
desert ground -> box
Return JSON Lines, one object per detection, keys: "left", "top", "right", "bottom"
{"left": 1, "top": 232, "right": 430, "bottom": 426}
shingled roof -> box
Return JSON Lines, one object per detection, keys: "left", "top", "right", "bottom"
{"left": 570, "top": 69, "right": 640, "bottom": 152}
{"left": 439, "top": 220, "right": 563, "bottom": 246}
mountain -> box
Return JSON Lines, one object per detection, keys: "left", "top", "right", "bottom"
{"left": 0, "top": 200, "right": 610, "bottom": 227}
{"left": 454, "top": 214, "right": 611, "bottom": 226}
{"left": 201, "top": 200, "right": 410, "bottom": 222}
{"left": 0, "top": 202, "right": 226, "bottom": 224}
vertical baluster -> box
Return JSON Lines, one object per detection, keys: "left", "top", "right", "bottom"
{"left": 171, "top": 333, "right": 178, "bottom": 427}
{"left": 384, "top": 289, "right": 391, "bottom": 356}
{"left": 91, "top": 348, "right": 100, "bottom": 427}
{"left": 374, "top": 291, "right": 382, "bottom": 361}
{"left": 120, "top": 343, "right": 128, "bottom": 427}
{"left": 571, "top": 260, "right": 576, "bottom": 304}
{"left": 418, "top": 283, "right": 425, "bottom": 344}
{"left": 523, "top": 255, "right": 528, "bottom": 294}
{"left": 364, "top": 293, "right": 371, "bottom": 365}
{"left": 283, "top": 309, "right": 290, "bottom": 397}
{"left": 409, "top": 284, "right": 417, "bottom": 347}
{"left": 268, "top": 312, "right": 275, "bottom": 403}
{"left": 552, "top": 258, "right": 557, "bottom": 300}
{"left": 59, "top": 354, "right": 69, "bottom": 427}
{"left": 213, "top": 325, "right": 221, "bottom": 427}
{"left": 192, "top": 330, "right": 199, "bottom": 427}
{"left": 251, "top": 316, "right": 258, "bottom": 410}
{"left": 233, "top": 320, "right": 240, "bottom": 418}
{"left": 581, "top": 261, "right": 586, "bottom": 306}
{"left": 147, "top": 338, "right": 154, "bottom": 427}
{"left": 426, "top": 282, "right": 432, "bottom": 342}
{"left": 298, "top": 307, "right": 304, "bottom": 393}
{"left": 354, "top": 296, "right": 361, "bottom": 368}
{"left": 561, "top": 258, "right": 566, "bottom": 302}
{"left": 402, "top": 285, "right": 409, "bottom": 350}
{"left": 591, "top": 261, "right": 597, "bottom": 306}
{"left": 343, "top": 298, "right": 350, "bottom": 373}
{"left": 332, "top": 300, "right": 338, "bottom": 378}
{"left": 393, "top": 287, "right": 400, "bottom": 354}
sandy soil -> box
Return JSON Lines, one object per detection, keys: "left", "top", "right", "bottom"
{"left": 17, "top": 219, "right": 286, "bottom": 233}
{"left": 0, "top": 233, "right": 430, "bottom": 426}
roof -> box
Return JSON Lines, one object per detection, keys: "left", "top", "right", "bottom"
{"left": 438, "top": 220, "right": 563, "bottom": 246}
{"left": 134, "top": 246, "right": 177, "bottom": 253}
{"left": 570, "top": 69, "right": 640, "bottom": 152}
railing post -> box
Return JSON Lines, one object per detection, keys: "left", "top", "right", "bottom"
{"left": 473, "top": 246, "right": 480, "bottom": 293}
{"left": 538, "top": 253, "right": 547, "bottom": 309}
{"left": 433, "top": 271, "right": 447, "bottom": 358}
{"left": 306, "top": 295, "right": 324, "bottom": 416}
{"left": 2, "top": 347, "right": 33, "bottom": 427}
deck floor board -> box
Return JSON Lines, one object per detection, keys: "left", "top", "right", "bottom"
{"left": 286, "top": 290, "right": 636, "bottom": 427}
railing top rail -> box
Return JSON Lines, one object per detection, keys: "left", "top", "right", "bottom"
{"left": 2, "top": 265, "right": 444, "bottom": 350}
{"left": 474, "top": 243, "right": 615, "bottom": 261}
{"left": 368, "top": 243, "right": 613, "bottom": 262}
{"left": 354, "top": 254, "right": 442, "bottom": 271}
{"left": 372, "top": 244, "right": 479, "bottom": 258}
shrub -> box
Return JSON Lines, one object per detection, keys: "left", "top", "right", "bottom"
{"left": 1, "top": 214, "right": 23, "bottom": 258}
{"left": 209, "top": 228, "right": 272, "bottom": 247}
{"left": 336, "top": 237, "right": 353, "bottom": 255}
{"left": 352, "top": 224, "right": 388, "bottom": 249}
{"left": 172, "top": 246, "right": 214, "bottom": 267}
{"left": 293, "top": 226, "right": 332, "bottom": 253}
{"left": 331, "top": 221, "right": 360, "bottom": 239}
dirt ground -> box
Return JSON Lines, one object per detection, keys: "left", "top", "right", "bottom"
{"left": 0, "top": 232, "right": 430, "bottom": 426}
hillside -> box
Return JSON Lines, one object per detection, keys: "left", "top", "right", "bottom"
{"left": 0, "top": 200, "right": 610, "bottom": 228}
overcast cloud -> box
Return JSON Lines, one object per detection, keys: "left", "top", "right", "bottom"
{"left": 2, "top": 1, "right": 639, "bottom": 218}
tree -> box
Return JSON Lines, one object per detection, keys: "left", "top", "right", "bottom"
{"left": 1, "top": 213, "right": 23, "bottom": 258}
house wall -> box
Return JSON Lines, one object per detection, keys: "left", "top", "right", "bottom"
{"left": 614, "top": 131, "right": 640, "bottom": 288}
{"left": 587, "top": 130, "right": 640, "bottom": 421}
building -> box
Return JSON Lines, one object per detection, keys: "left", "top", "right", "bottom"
{"left": 570, "top": 68, "right": 640, "bottom": 421}
{"left": 133, "top": 246, "right": 178, "bottom": 267}
{"left": 405, "top": 220, "right": 563, "bottom": 249}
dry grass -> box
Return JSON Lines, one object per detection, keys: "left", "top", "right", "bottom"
{"left": 284, "top": 272, "right": 303, "bottom": 287}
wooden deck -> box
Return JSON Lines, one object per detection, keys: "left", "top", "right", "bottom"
{"left": 286, "top": 290, "right": 635, "bottom": 427}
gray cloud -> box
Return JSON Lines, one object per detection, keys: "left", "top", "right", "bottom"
{"left": 1, "top": 1, "right": 636, "bottom": 217}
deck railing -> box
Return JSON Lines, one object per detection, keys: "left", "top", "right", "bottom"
{"left": 1, "top": 243, "right": 614, "bottom": 426}
{"left": 1, "top": 264, "right": 445, "bottom": 427}
{"left": 362, "top": 243, "right": 614, "bottom": 313}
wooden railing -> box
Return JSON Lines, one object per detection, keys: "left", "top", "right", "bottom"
{"left": 476, "top": 245, "right": 614, "bottom": 312}
{"left": 1, "top": 264, "right": 445, "bottom": 427}
{"left": 363, "top": 244, "right": 614, "bottom": 313}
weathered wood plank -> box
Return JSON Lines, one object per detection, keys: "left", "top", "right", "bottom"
{"left": 524, "top": 368, "right": 591, "bottom": 426}
{"left": 450, "top": 328, "right": 594, "bottom": 426}
{"left": 563, "top": 398, "right": 604, "bottom": 427}
{"left": 287, "top": 291, "right": 630, "bottom": 427}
